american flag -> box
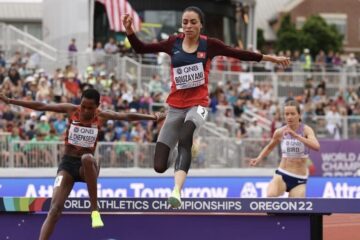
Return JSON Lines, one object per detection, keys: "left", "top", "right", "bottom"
{"left": 97, "top": 0, "right": 142, "bottom": 32}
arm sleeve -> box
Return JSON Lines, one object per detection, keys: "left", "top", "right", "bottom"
{"left": 208, "top": 38, "right": 263, "bottom": 62}
{"left": 127, "top": 33, "right": 174, "bottom": 54}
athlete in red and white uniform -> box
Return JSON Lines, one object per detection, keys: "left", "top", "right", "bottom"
{"left": 123, "top": 6, "right": 291, "bottom": 208}
{"left": 0, "top": 88, "right": 165, "bottom": 240}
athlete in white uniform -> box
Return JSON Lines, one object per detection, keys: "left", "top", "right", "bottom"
{"left": 250, "top": 100, "right": 320, "bottom": 197}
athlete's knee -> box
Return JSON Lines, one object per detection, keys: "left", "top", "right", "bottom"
{"left": 48, "top": 204, "right": 63, "bottom": 221}
{"left": 267, "top": 188, "right": 282, "bottom": 197}
{"left": 154, "top": 163, "right": 167, "bottom": 173}
{"left": 154, "top": 142, "right": 170, "bottom": 173}
{"left": 81, "top": 154, "right": 95, "bottom": 168}
{"left": 178, "top": 121, "right": 196, "bottom": 149}
{"left": 267, "top": 191, "right": 279, "bottom": 198}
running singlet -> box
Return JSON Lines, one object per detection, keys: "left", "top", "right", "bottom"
{"left": 127, "top": 33, "right": 263, "bottom": 108}
{"left": 64, "top": 108, "right": 101, "bottom": 152}
{"left": 280, "top": 124, "right": 309, "bottom": 158}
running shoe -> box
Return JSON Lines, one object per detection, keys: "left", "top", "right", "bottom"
{"left": 91, "top": 210, "right": 104, "bottom": 228}
{"left": 168, "top": 188, "right": 182, "bottom": 208}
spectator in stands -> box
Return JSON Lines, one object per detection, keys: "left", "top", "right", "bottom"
{"left": 236, "top": 120, "right": 247, "bottom": 139}
{"left": 68, "top": 38, "right": 77, "bottom": 66}
{"left": 301, "top": 48, "right": 312, "bottom": 72}
{"left": 247, "top": 120, "right": 263, "bottom": 139}
{"left": 36, "top": 77, "right": 51, "bottom": 102}
{"left": 8, "top": 67, "right": 21, "bottom": 87}
{"left": 325, "top": 104, "right": 342, "bottom": 139}
{"left": 64, "top": 72, "right": 80, "bottom": 99}
{"left": 2, "top": 104, "right": 15, "bottom": 122}
{"left": 103, "top": 120, "right": 118, "bottom": 142}
{"left": 326, "top": 50, "right": 334, "bottom": 70}
{"left": 0, "top": 88, "right": 165, "bottom": 239}
{"left": 44, "top": 128, "right": 60, "bottom": 142}
{"left": 233, "top": 98, "right": 245, "bottom": 119}
{"left": 346, "top": 53, "right": 359, "bottom": 81}
{"left": 104, "top": 37, "right": 118, "bottom": 54}
{"left": 53, "top": 113, "right": 67, "bottom": 136}
{"left": 0, "top": 66, "right": 5, "bottom": 85}
{"left": 315, "top": 50, "right": 326, "bottom": 71}
{"left": 0, "top": 51, "right": 6, "bottom": 68}
{"left": 52, "top": 73, "right": 66, "bottom": 103}
{"left": 148, "top": 74, "right": 164, "bottom": 96}
{"left": 250, "top": 100, "right": 320, "bottom": 198}
{"left": 36, "top": 115, "right": 51, "bottom": 136}
{"left": 122, "top": 6, "right": 290, "bottom": 208}
{"left": 104, "top": 37, "right": 118, "bottom": 71}
{"left": 332, "top": 52, "right": 342, "bottom": 71}
{"left": 94, "top": 41, "right": 106, "bottom": 65}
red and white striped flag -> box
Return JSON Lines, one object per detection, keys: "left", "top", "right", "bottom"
{"left": 97, "top": 0, "right": 142, "bottom": 32}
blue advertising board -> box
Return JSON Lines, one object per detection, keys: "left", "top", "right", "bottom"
{"left": 0, "top": 177, "right": 359, "bottom": 198}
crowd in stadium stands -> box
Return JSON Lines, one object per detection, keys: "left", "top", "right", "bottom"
{"left": 0, "top": 38, "right": 359, "bottom": 148}
{"left": 212, "top": 47, "right": 359, "bottom": 73}
{"left": 0, "top": 49, "right": 165, "bottom": 148}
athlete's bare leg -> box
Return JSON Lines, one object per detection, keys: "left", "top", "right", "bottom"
{"left": 39, "top": 171, "right": 74, "bottom": 240}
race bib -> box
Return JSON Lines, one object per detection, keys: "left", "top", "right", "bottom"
{"left": 68, "top": 124, "right": 98, "bottom": 148}
{"left": 281, "top": 138, "right": 306, "bottom": 157}
{"left": 173, "top": 62, "right": 205, "bottom": 90}
{"left": 54, "top": 175, "right": 63, "bottom": 187}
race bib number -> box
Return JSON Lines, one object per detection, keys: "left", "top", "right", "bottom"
{"left": 173, "top": 62, "right": 205, "bottom": 90}
{"left": 197, "top": 106, "right": 208, "bottom": 120}
{"left": 68, "top": 124, "right": 98, "bottom": 148}
{"left": 54, "top": 175, "right": 63, "bottom": 187}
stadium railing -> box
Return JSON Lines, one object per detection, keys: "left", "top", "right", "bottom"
{"left": 0, "top": 138, "right": 280, "bottom": 169}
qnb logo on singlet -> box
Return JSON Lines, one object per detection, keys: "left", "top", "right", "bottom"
{"left": 68, "top": 124, "right": 98, "bottom": 148}
{"left": 173, "top": 62, "right": 205, "bottom": 90}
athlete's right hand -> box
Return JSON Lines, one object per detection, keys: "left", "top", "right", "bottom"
{"left": 122, "top": 14, "right": 134, "bottom": 34}
{"left": 0, "top": 93, "right": 10, "bottom": 104}
{"left": 154, "top": 111, "right": 167, "bottom": 122}
{"left": 249, "top": 158, "right": 261, "bottom": 167}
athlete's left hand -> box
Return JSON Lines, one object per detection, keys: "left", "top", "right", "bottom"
{"left": 154, "top": 111, "right": 166, "bottom": 122}
{"left": 271, "top": 56, "right": 291, "bottom": 68}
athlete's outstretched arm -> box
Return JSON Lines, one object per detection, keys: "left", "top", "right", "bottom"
{"left": 284, "top": 125, "right": 320, "bottom": 151}
{"left": 0, "top": 93, "right": 76, "bottom": 113}
{"left": 208, "top": 38, "right": 290, "bottom": 68}
{"left": 122, "top": 14, "right": 172, "bottom": 54}
{"left": 249, "top": 129, "right": 282, "bottom": 167}
{"left": 99, "top": 110, "right": 166, "bottom": 122}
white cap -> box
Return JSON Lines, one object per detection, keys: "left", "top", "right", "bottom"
{"left": 107, "top": 120, "right": 114, "bottom": 125}
{"left": 30, "top": 112, "right": 37, "bottom": 117}
{"left": 25, "top": 76, "right": 35, "bottom": 83}
{"left": 40, "top": 115, "right": 48, "bottom": 121}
